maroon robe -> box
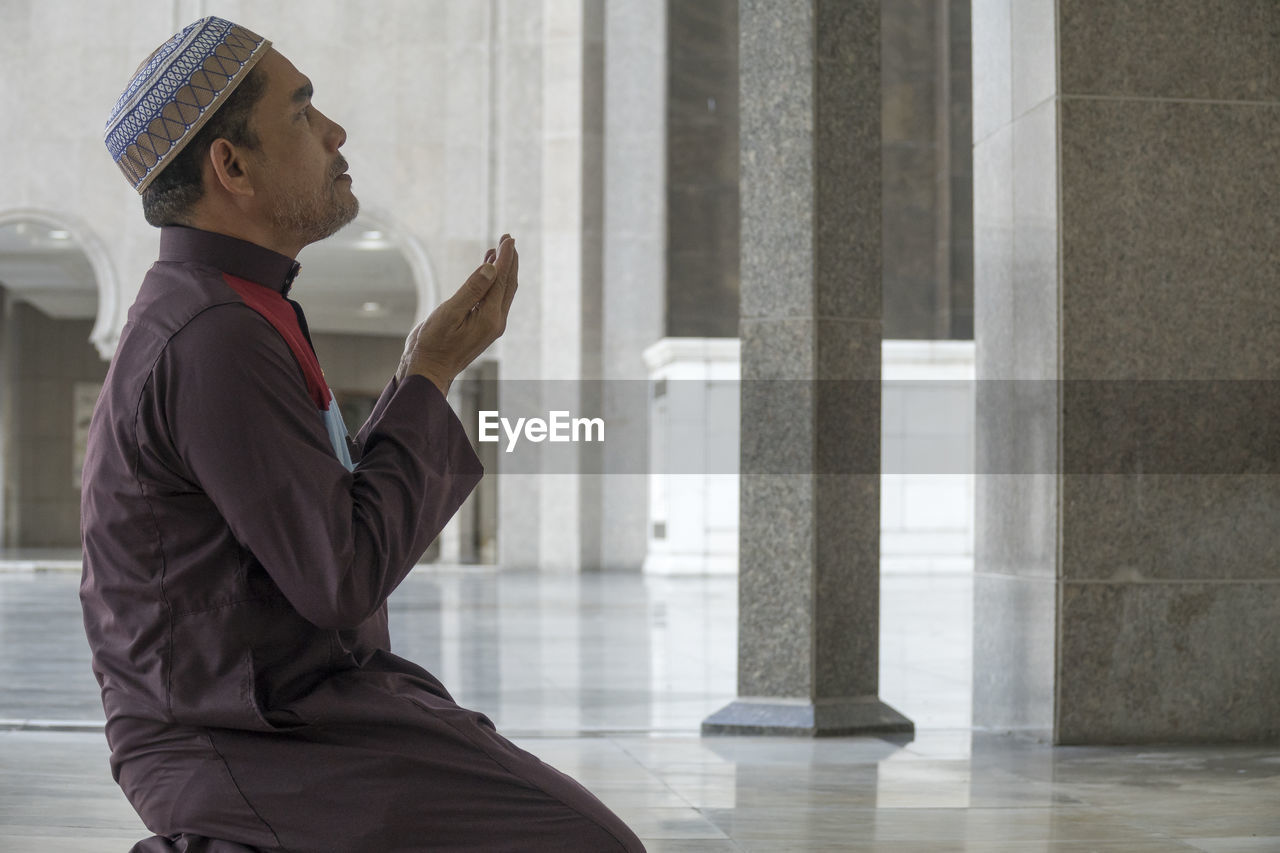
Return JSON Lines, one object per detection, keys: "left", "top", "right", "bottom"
{"left": 80, "top": 226, "right": 644, "bottom": 852}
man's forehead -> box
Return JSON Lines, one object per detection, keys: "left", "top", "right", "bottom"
{"left": 260, "top": 49, "right": 312, "bottom": 102}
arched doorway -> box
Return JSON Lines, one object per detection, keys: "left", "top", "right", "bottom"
{"left": 0, "top": 217, "right": 108, "bottom": 552}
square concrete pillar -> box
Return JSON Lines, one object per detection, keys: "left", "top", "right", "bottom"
{"left": 495, "top": 0, "right": 607, "bottom": 572}
{"left": 703, "top": 0, "right": 912, "bottom": 737}
{"left": 599, "top": 0, "right": 668, "bottom": 571}
{"left": 974, "top": 0, "right": 1280, "bottom": 743}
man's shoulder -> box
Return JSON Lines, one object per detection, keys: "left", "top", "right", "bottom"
{"left": 111, "top": 263, "right": 283, "bottom": 387}
{"left": 130, "top": 257, "right": 228, "bottom": 322}
{"left": 124, "top": 260, "right": 274, "bottom": 348}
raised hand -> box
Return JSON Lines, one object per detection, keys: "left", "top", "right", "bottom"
{"left": 397, "top": 234, "right": 519, "bottom": 395}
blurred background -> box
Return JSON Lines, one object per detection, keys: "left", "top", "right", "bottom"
{"left": 0, "top": 0, "right": 974, "bottom": 579}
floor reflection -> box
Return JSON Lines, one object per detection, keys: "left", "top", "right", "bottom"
{"left": 2, "top": 568, "right": 1276, "bottom": 851}
{"left": 386, "top": 570, "right": 739, "bottom": 735}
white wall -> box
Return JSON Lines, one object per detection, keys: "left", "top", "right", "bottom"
{"left": 880, "top": 340, "right": 975, "bottom": 574}
{"left": 1, "top": 0, "right": 621, "bottom": 570}
{"left": 643, "top": 338, "right": 976, "bottom": 575}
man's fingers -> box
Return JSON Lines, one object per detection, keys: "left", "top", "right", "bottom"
{"left": 480, "top": 237, "right": 515, "bottom": 316}
{"left": 450, "top": 261, "right": 499, "bottom": 312}
{"left": 441, "top": 235, "right": 516, "bottom": 323}
{"left": 494, "top": 236, "right": 515, "bottom": 278}
{"left": 476, "top": 235, "right": 512, "bottom": 292}
{"left": 500, "top": 242, "right": 519, "bottom": 313}
{"left": 489, "top": 237, "right": 516, "bottom": 294}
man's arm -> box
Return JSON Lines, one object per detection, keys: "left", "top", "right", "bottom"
{"left": 160, "top": 306, "right": 479, "bottom": 630}
{"left": 159, "top": 237, "right": 517, "bottom": 631}
{"left": 352, "top": 376, "right": 401, "bottom": 456}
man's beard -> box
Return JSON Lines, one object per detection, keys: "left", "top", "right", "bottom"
{"left": 268, "top": 161, "right": 359, "bottom": 246}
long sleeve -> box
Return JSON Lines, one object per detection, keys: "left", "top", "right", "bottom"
{"left": 156, "top": 303, "right": 483, "bottom": 631}
{"left": 353, "top": 374, "right": 403, "bottom": 456}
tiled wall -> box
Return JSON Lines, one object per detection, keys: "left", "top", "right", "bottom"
{"left": 974, "top": 0, "right": 1280, "bottom": 742}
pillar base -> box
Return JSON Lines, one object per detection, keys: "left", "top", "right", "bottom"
{"left": 701, "top": 697, "right": 915, "bottom": 738}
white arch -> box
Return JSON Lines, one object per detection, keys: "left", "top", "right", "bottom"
{"left": 0, "top": 208, "right": 121, "bottom": 360}
{"left": 350, "top": 207, "right": 440, "bottom": 326}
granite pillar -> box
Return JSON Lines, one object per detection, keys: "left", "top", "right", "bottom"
{"left": 973, "top": 0, "right": 1280, "bottom": 743}
{"left": 703, "top": 0, "right": 912, "bottom": 737}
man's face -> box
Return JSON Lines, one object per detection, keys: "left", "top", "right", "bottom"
{"left": 248, "top": 49, "right": 358, "bottom": 246}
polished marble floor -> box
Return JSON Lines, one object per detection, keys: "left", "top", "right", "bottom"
{"left": 1, "top": 567, "right": 1277, "bottom": 852}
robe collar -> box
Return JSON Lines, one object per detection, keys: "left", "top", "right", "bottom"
{"left": 158, "top": 226, "right": 301, "bottom": 295}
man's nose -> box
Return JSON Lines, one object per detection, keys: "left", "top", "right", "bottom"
{"left": 316, "top": 107, "right": 347, "bottom": 150}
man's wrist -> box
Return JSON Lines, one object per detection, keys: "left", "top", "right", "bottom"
{"left": 409, "top": 369, "right": 452, "bottom": 398}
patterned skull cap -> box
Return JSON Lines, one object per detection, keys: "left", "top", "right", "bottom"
{"left": 105, "top": 17, "right": 271, "bottom": 193}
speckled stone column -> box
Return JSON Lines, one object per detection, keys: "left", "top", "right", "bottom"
{"left": 974, "top": 0, "right": 1280, "bottom": 743}
{"left": 702, "top": 0, "right": 912, "bottom": 737}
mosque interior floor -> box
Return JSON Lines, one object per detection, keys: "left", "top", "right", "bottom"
{"left": 0, "top": 566, "right": 1276, "bottom": 852}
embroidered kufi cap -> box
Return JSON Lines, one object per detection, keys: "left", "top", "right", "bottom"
{"left": 104, "top": 17, "right": 271, "bottom": 193}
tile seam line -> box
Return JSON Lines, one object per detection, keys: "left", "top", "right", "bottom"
{"left": 739, "top": 315, "right": 882, "bottom": 322}
{"left": 974, "top": 91, "right": 1280, "bottom": 150}
{"left": 1062, "top": 93, "right": 1280, "bottom": 108}
{"left": 1064, "top": 578, "right": 1280, "bottom": 585}
{"left": 972, "top": 120, "right": 1013, "bottom": 149}
{"left": 0, "top": 719, "right": 105, "bottom": 730}
{"left": 611, "top": 738, "right": 703, "bottom": 812}
{"left": 972, "top": 575, "right": 1280, "bottom": 585}
{"left": 0, "top": 721, "right": 724, "bottom": 737}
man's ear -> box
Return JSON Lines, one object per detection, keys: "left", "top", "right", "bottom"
{"left": 207, "top": 138, "right": 255, "bottom": 198}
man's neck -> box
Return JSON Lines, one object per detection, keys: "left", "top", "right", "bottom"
{"left": 184, "top": 210, "right": 303, "bottom": 259}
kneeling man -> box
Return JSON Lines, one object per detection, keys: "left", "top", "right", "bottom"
{"left": 83, "top": 16, "right": 644, "bottom": 853}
